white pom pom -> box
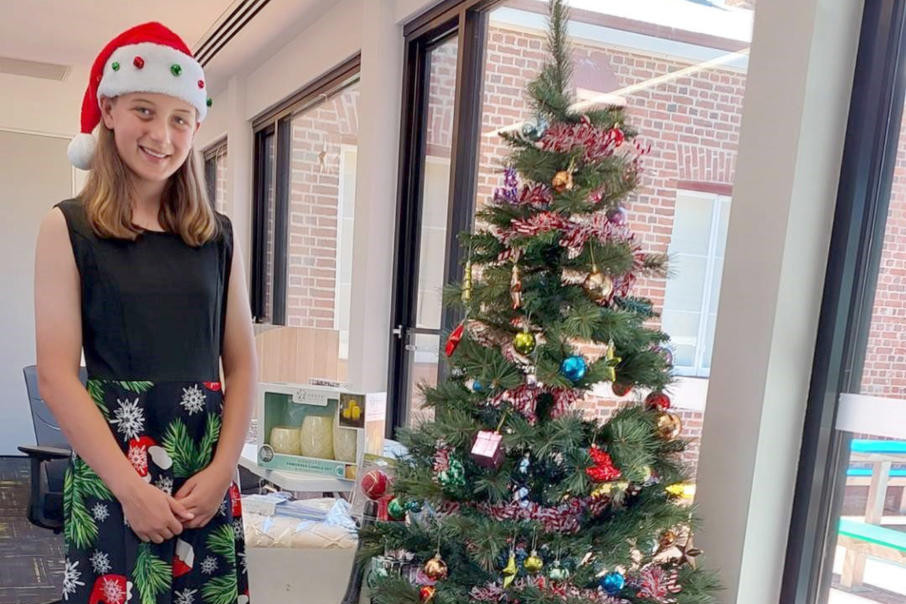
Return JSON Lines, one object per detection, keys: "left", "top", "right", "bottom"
{"left": 67, "top": 133, "right": 96, "bottom": 170}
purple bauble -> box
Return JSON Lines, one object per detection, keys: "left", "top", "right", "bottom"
{"left": 606, "top": 206, "right": 627, "bottom": 225}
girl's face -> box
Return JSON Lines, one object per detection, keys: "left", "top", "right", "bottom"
{"left": 100, "top": 92, "right": 199, "bottom": 186}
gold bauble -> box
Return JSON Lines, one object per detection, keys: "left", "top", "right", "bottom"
{"left": 584, "top": 269, "right": 614, "bottom": 301}
{"left": 513, "top": 331, "right": 536, "bottom": 355}
{"left": 659, "top": 530, "right": 677, "bottom": 550}
{"left": 524, "top": 550, "right": 544, "bottom": 573}
{"left": 424, "top": 553, "right": 448, "bottom": 580}
{"left": 552, "top": 170, "right": 574, "bottom": 192}
{"left": 656, "top": 412, "right": 683, "bottom": 440}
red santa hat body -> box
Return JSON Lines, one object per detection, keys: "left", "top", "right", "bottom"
{"left": 68, "top": 22, "right": 211, "bottom": 170}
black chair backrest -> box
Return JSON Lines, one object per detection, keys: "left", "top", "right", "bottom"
{"left": 22, "top": 365, "right": 86, "bottom": 491}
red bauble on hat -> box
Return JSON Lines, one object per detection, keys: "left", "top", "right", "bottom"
{"left": 68, "top": 22, "right": 212, "bottom": 170}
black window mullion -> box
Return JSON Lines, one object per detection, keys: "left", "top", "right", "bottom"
{"left": 271, "top": 117, "right": 291, "bottom": 326}
{"left": 781, "top": 2, "right": 906, "bottom": 602}
{"left": 250, "top": 127, "right": 273, "bottom": 322}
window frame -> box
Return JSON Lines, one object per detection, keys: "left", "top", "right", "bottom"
{"left": 663, "top": 187, "right": 731, "bottom": 378}
{"left": 386, "top": 0, "right": 493, "bottom": 434}
{"left": 781, "top": 2, "right": 906, "bottom": 601}
{"left": 249, "top": 55, "right": 361, "bottom": 325}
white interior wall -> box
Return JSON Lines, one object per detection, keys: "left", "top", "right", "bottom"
{"left": 0, "top": 132, "right": 73, "bottom": 454}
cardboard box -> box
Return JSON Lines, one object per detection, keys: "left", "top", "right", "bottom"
{"left": 256, "top": 381, "right": 386, "bottom": 480}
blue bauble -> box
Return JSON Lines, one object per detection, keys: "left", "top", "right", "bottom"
{"left": 469, "top": 379, "right": 485, "bottom": 392}
{"left": 560, "top": 356, "right": 587, "bottom": 382}
{"left": 600, "top": 571, "right": 625, "bottom": 595}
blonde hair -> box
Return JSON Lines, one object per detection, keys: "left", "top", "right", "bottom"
{"left": 76, "top": 122, "right": 221, "bottom": 247}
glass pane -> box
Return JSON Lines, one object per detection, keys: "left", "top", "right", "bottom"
{"left": 406, "top": 333, "right": 441, "bottom": 425}
{"left": 670, "top": 194, "right": 713, "bottom": 255}
{"left": 256, "top": 80, "right": 360, "bottom": 385}
{"left": 665, "top": 254, "right": 708, "bottom": 313}
{"left": 476, "top": 0, "right": 757, "bottom": 496}
{"left": 415, "top": 38, "right": 458, "bottom": 331}
{"left": 822, "top": 109, "right": 906, "bottom": 603}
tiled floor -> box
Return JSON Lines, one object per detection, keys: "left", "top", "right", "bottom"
{"left": 0, "top": 457, "right": 63, "bottom": 604}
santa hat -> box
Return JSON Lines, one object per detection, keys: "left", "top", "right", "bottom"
{"left": 68, "top": 22, "right": 211, "bottom": 170}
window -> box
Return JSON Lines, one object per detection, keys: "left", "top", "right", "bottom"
{"left": 203, "top": 140, "right": 228, "bottom": 213}
{"left": 783, "top": 5, "right": 906, "bottom": 602}
{"left": 250, "top": 57, "right": 360, "bottom": 385}
{"left": 389, "top": 0, "right": 761, "bottom": 447}
{"left": 662, "top": 189, "right": 730, "bottom": 377}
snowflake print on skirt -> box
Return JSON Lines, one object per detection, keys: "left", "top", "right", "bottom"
{"left": 91, "top": 502, "right": 109, "bottom": 522}
{"left": 89, "top": 550, "right": 111, "bottom": 575}
{"left": 180, "top": 384, "right": 206, "bottom": 415}
{"left": 62, "top": 559, "right": 85, "bottom": 600}
{"left": 200, "top": 555, "right": 219, "bottom": 575}
{"left": 154, "top": 475, "right": 174, "bottom": 495}
{"left": 175, "top": 588, "right": 198, "bottom": 604}
{"left": 110, "top": 397, "right": 145, "bottom": 440}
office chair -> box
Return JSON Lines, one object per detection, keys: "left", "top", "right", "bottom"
{"left": 18, "top": 364, "right": 84, "bottom": 604}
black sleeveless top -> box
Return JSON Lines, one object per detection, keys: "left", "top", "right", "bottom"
{"left": 54, "top": 198, "right": 233, "bottom": 382}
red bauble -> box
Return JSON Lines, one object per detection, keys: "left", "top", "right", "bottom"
{"left": 361, "top": 469, "right": 389, "bottom": 500}
{"left": 203, "top": 381, "right": 221, "bottom": 391}
{"left": 611, "top": 127, "right": 625, "bottom": 147}
{"left": 445, "top": 322, "right": 465, "bottom": 357}
{"left": 612, "top": 381, "right": 632, "bottom": 397}
{"left": 645, "top": 391, "right": 671, "bottom": 411}
{"left": 420, "top": 585, "right": 436, "bottom": 602}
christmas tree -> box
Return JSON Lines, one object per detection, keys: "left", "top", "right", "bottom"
{"left": 357, "top": 2, "right": 720, "bottom": 602}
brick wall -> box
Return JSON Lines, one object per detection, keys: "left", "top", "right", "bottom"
{"left": 860, "top": 111, "right": 906, "bottom": 398}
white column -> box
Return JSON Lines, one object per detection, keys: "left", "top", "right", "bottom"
{"left": 227, "top": 75, "right": 254, "bottom": 290}
{"left": 694, "top": 0, "right": 863, "bottom": 602}
{"left": 347, "top": 0, "right": 403, "bottom": 392}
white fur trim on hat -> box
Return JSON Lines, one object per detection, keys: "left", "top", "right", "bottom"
{"left": 97, "top": 42, "right": 208, "bottom": 121}
{"left": 67, "top": 132, "right": 97, "bottom": 171}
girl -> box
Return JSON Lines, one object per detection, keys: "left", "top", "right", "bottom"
{"left": 33, "top": 22, "right": 256, "bottom": 603}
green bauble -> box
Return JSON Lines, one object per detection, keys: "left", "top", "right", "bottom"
{"left": 513, "top": 331, "right": 536, "bottom": 355}
{"left": 438, "top": 457, "right": 466, "bottom": 490}
{"left": 549, "top": 560, "right": 570, "bottom": 581}
{"left": 387, "top": 497, "right": 406, "bottom": 520}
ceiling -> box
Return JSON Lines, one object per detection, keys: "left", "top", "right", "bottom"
{"left": 0, "top": 0, "right": 341, "bottom": 91}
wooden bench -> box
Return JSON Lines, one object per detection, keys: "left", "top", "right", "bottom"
{"left": 839, "top": 439, "right": 906, "bottom": 587}
{"left": 837, "top": 518, "right": 906, "bottom": 588}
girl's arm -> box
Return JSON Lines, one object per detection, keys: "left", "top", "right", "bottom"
{"left": 211, "top": 232, "right": 258, "bottom": 473}
{"left": 34, "top": 208, "right": 141, "bottom": 496}
{"left": 34, "top": 208, "right": 191, "bottom": 542}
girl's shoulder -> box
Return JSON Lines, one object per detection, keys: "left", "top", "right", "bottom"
{"left": 52, "top": 198, "right": 91, "bottom": 238}
{"left": 213, "top": 211, "right": 233, "bottom": 246}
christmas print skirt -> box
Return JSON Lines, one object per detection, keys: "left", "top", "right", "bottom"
{"left": 62, "top": 378, "right": 250, "bottom": 604}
